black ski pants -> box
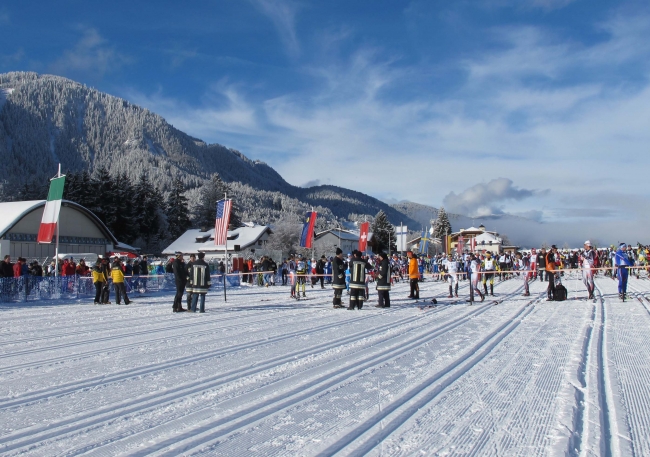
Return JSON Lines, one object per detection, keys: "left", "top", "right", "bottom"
{"left": 174, "top": 281, "right": 186, "bottom": 311}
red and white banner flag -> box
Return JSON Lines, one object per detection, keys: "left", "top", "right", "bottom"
{"left": 37, "top": 175, "right": 66, "bottom": 243}
{"left": 358, "top": 222, "right": 369, "bottom": 252}
{"left": 214, "top": 199, "right": 232, "bottom": 246}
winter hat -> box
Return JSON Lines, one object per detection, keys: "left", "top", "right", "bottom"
{"left": 619, "top": 243, "right": 627, "bottom": 249}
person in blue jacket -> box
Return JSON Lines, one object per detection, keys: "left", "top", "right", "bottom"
{"left": 615, "top": 243, "right": 634, "bottom": 300}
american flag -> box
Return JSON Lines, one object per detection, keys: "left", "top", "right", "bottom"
{"left": 214, "top": 199, "right": 232, "bottom": 246}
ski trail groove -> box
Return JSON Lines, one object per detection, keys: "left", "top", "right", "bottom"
{"left": 0, "top": 304, "right": 472, "bottom": 454}
{"left": 0, "top": 308, "right": 420, "bottom": 411}
{"left": 594, "top": 282, "right": 618, "bottom": 457}
{"left": 317, "top": 292, "right": 539, "bottom": 457}
{"left": 0, "top": 307, "right": 386, "bottom": 375}
{"left": 116, "top": 289, "right": 529, "bottom": 457}
{"left": 70, "top": 300, "right": 506, "bottom": 457}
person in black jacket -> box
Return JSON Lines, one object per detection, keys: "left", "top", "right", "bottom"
{"left": 316, "top": 255, "right": 326, "bottom": 289}
{"left": 187, "top": 252, "right": 211, "bottom": 313}
{"left": 172, "top": 252, "right": 187, "bottom": 312}
{"left": 0, "top": 255, "right": 13, "bottom": 278}
{"left": 186, "top": 254, "right": 196, "bottom": 311}
{"left": 348, "top": 250, "right": 373, "bottom": 310}
{"left": 332, "top": 248, "right": 347, "bottom": 309}
{"left": 536, "top": 248, "right": 546, "bottom": 281}
{"left": 375, "top": 252, "right": 391, "bottom": 308}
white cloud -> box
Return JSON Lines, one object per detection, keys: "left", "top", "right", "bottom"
{"left": 50, "top": 28, "right": 129, "bottom": 78}
{"left": 124, "top": 81, "right": 259, "bottom": 138}
{"left": 442, "top": 178, "right": 544, "bottom": 218}
{"left": 120, "top": 11, "right": 650, "bottom": 236}
{"left": 250, "top": 0, "right": 301, "bottom": 57}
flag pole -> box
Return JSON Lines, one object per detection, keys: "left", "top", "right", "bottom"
{"left": 311, "top": 207, "right": 315, "bottom": 261}
{"left": 224, "top": 192, "right": 228, "bottom": 303}
{"left": 54, "top": 164, "right": 61, "bottom": 279}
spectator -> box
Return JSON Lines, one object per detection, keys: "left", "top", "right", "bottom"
{"left": 111, "top": 258, "right": 131, "bottom": 305}
{"left": 0, "top": 255, "right": 14, "bottom": 278}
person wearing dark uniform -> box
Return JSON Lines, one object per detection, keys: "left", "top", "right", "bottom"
{"left": 332, "top": 248, "right": 347, "bottom": 309}
{"left": 186, "top": 253, "right": 196, "bottom": 311}
{"left": 375, "top": 252, "right": 391, "bottom": 308}
{"left": 172, "top": 252, "right": 187, "bottom": 312}
{"left": 187, "top": 252, "right": 211, "bottom": 313}
{"left": 348, "top": 250, "right": 372, "bottom": 310}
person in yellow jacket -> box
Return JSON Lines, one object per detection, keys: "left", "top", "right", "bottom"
{"left": 407, "top": 251, "right": 419, "bottom": 299}
{"left": 111, "top": 258, "right": 131, "bottom": 305}
{"left": 92, "top": 258, "right": 110, "bottom": 304}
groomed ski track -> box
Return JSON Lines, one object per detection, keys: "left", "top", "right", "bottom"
{"left": 1, "top": 275, "right": 649, "bottom": 456}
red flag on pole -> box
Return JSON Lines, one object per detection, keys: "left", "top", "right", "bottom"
{"left": 457, "top": 235, "right": 464, "bottom": 255}
{"left": 358, "top": 222, "right": 369, "bottom": 252}
{"left": 299, "top": 211, "right": 317, "bottom": 248}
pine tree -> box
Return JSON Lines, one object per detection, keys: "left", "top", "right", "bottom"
{"left": 432, "top": 207, "right": 452, "bottom": 240}
{"left": 166, "top": 178, "right": 192, "bottom": 239}
{"left": 195, "top": 173, "right": 242, "bottom": 230}
{"left": 371, "top": 210, "right": 395, "bottom": 253}
{"left": 112, "top": 172, "right": 135, "bottom": 243}
{"left": 91, "top": 166, "right": 117, "bottom": 232}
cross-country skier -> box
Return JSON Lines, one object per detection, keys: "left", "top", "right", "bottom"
{"left": 288, "top": 255, "right": 297, "bottom": 299}
{"left": 444, "top": 254, "right": 459, "bottom": 298}
{"left": 482, "top": 253, "right": 496, "bottom": 296}
{"left": 615, "top": 243, "right": 634, "bottom": 300}
{"left": 469, "top": 253, "right": 485, "bottom": 302}
{"left": 515, "top": 252, "right": 531, "bottom": 296}
{"left": 581, "top": 241, "right": 596, "bottom": 300}
{"left": 296, "top": 255, "right": 307, "bottom": 298}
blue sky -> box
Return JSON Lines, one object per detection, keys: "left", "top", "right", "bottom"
{"left": 2, "top": 0, "right": 650, "bottom": 239}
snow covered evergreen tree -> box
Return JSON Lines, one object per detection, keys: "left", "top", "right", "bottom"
{"left": 432, "top": 207, "right": 452, "bottom": 239}
{"left": 371, "top": 210, "right": 395, "bottom": 252}
{"left": 195, "top": 173, "right": 241, "bottom": 229}
{"left": 166, "top": 178, "right": 192, "bottom": 239}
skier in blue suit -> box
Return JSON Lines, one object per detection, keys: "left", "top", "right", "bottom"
{"left": 615, "top": 243, "right": 634, "bottom": 300}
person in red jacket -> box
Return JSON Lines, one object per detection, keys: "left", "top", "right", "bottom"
{"left": 13, "top": 257, "right": 24, "bottom": 277}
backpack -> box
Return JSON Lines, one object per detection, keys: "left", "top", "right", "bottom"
{"left": 554, "top": 284, "right": 567, "bottom": 301}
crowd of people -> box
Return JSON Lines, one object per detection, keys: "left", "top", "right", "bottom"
{"left": 2, "top": 241, "right": 647, "bottom": 308}
{"left": 0, "top": 254, "right": 152, "bottom": 278}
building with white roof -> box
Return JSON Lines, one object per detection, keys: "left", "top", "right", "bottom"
{"left": 162, "top": 225, "right": 273, "bottom": 258}
{"left": 450, "top": 225, "right": 504, "bottom": 255}
{"left": 0, "top": 200, "right": 134, "bottom": 260}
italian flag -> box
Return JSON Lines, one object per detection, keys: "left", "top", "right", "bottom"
{"left": 37, "top": 176, "right": 66, "bottom": 243}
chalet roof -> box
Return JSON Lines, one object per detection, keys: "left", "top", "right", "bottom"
{"left": 162, "top": 225, "right": 272, "bottom": 255}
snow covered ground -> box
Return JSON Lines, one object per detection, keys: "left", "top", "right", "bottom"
{"left": 1, "top": 273, "right": 650, "bottom": 456}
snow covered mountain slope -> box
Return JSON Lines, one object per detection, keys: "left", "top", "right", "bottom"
{"left": 0, "top": 72, "right": 417, "bottom": 227}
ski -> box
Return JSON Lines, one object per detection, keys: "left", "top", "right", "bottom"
{"left": 418, "top": 305, "right": 436, "bottom": 311}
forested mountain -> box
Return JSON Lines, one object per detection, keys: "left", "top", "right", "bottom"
{"left": 0, "top": 72, "right": 417, "bottom": 229}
